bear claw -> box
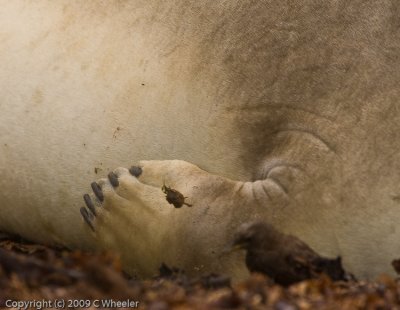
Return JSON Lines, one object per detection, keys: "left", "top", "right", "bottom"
{"left": 129, "top": 166, "right": 142, "bottom": 177}
{"left": 80, "top": 207, "right": 95, "bottom": 232}
{"left": 108, "top": 172, "right": 119, "bottom": 187}
{"left": 91, "top": 182, "right": 104, "bottom": 202}
{"left": 83, "top": 193, "right": 96, "bottom": 216}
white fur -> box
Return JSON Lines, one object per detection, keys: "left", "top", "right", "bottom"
{"left": 1, "top": 1, "right": 400, "bottom": 279}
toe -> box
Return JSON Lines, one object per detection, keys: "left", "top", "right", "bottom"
{"left": 113, "top": 167, "right": 131, "bottom": 177}
{"left": 137, "top": 160, "right": 203, "bottom": 188}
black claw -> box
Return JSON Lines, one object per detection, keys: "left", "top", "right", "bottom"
{"left": 129, "top": 166, "right": 142, "bottom": 177}
{"left": 80, "top": 207, "right": 95, "bottom": 232}
{"left": 108, "top": 172, "right": 119, "bottom": 187}
{"left": 83, "top": 194, "right": 96, "bottom": 216}
{"left": 91, "top": 182, "right": 104, "bottom": 202}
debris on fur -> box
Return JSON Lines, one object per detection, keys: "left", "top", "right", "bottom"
{"left": 1, "top": 237, "right": 400, "bottom": 309}
{"left": 162, "top": 185, "right": 192, "bottom": 208}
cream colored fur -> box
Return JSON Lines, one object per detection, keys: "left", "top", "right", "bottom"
{"left": 1, "top": 0, "right": 400, "bottom": 279}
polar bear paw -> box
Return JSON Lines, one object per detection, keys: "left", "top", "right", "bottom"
{"left": 80, "top": 165, "right": 171, "bottom": 233}
{"left": 78, "top": 159, "right": 273, "bottom": 276}
{"left": 80, "top": 163, "right": 186, "bottom": 275}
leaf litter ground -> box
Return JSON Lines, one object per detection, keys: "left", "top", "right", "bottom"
{"left": 1, "top": 236, "right": 400, "bottom": 309}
